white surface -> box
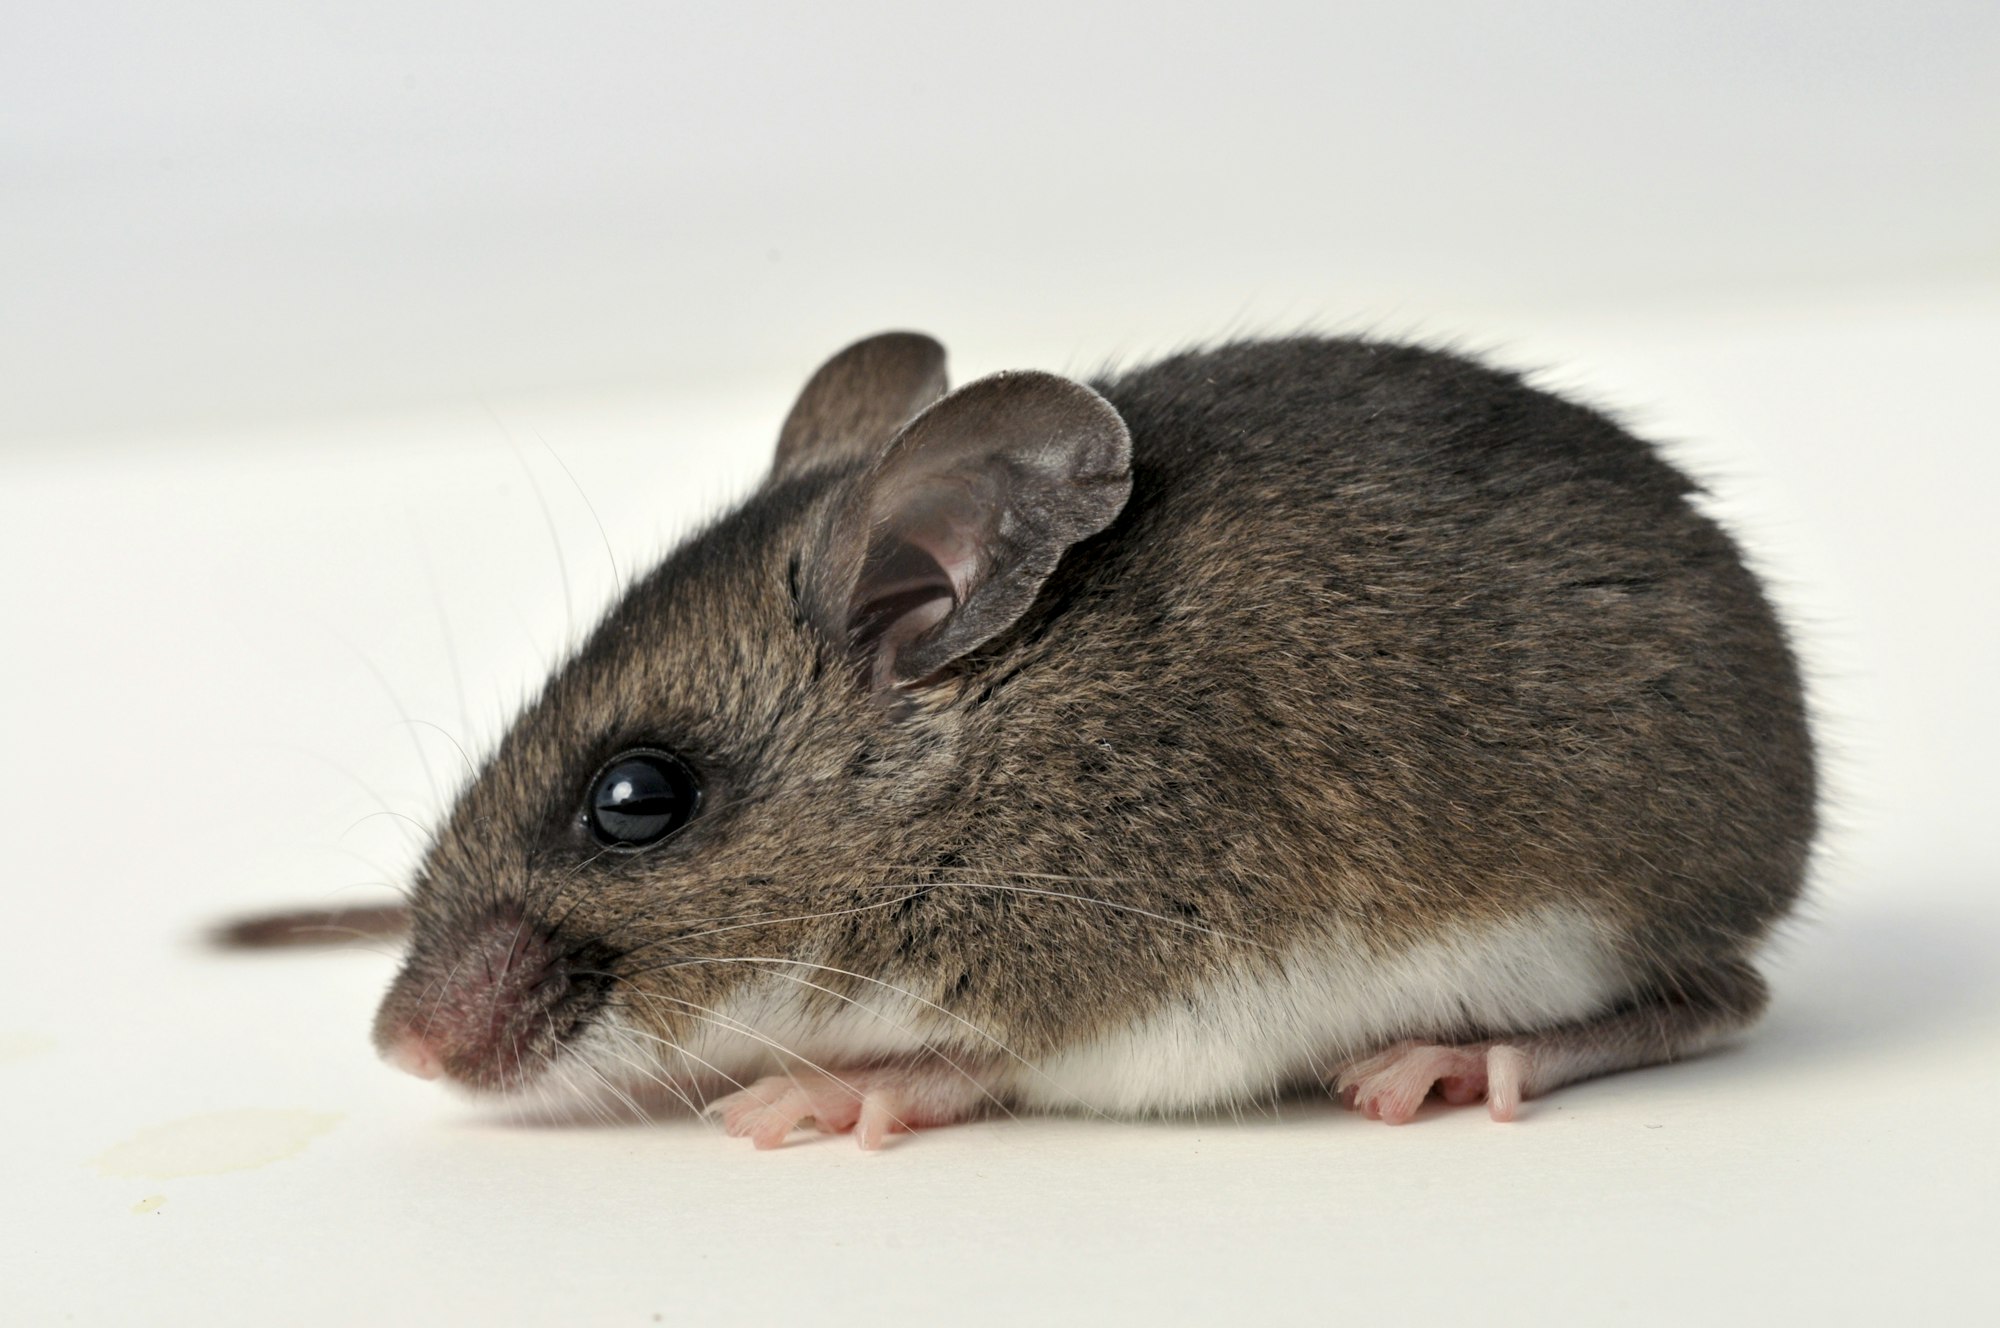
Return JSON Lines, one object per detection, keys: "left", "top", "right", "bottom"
{"left": 3, "top": 292, "right": 1997, "bottom": 1324}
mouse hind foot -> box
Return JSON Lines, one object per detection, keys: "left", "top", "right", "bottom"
{"left": 1332, "top": 960, "right": 1769, "bottom": 1124}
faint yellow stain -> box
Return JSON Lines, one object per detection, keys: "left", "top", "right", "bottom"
{"left": 93, "top": 1109, "right": 343, "bottom": 1179}
{"left": 0, "top": 1031, "right": 56, "bottom": 1063}
{"left": 131, "top": 1195, "right": 166, "bottom": 1215}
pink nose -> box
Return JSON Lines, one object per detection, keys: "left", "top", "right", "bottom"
{"left": 382, "top": 1030, "right": 444, "bottom": 1080}
{"left": 371, "top": 908, "right": 572, "bottom": 1093}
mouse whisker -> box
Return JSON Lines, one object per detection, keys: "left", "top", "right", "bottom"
{"left": 480, "top": 909, "right": 537, "bottom": 1041}
{"left": 661, "top": 891, "right": 934, "bottom": 946}
{"left": 522, "top": 1011, "right": 600, "bottom": 1119}
{"left": 864, "top": 879, "right": 1267, "bottom": 949}
{"left": 328, "top": 877, "right": 416, "bottom": 905}
{"left": 605, "top": 986, "right": 873, "bottom": 1109}
{"left": 584, "top": 1032, "right": 708, "bottom": 1122}
{"left": 338, "top": 807, "right": 436, "bottom": 846}
{"left": 615, "top": 979, "right": 1019, "bottom": 1128}
{"left": 599, "top": 1013, "right": 746, "bottom": 1126}
{"left": 627, "top": 955, "right": 1107, "bottom": 1121}
{"left": 340, "top": 637, "right": 448, "bottom": 815}
{"left": 487, "top": 398, "right": 579, "bottom": 647}
{"left": 413, "top": 535, "right": 477, "bottom": 757}
{"left": 252, "top": 741, "right": 433, "bottom": 858}
{"left": 533, "top": 426, "right": 621, "bottom": 591}
{"left": 280, "top": 925, "right": 403, "bottom": 951}
{"left": 601, "top": 876, "right": 1260, "bottom": 970}
{"left": 538, "top": 1015, "right": 643, "bottom": 1130}
{"left": 623, "top": 1004, "right": 928, "bottom": 1139}
{"left": 397, "top": 717, "right": 480, "bottom": 789}
{"left": 602, "top": 994, "right": 802, "bottom": 1098}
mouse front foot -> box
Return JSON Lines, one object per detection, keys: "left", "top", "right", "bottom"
{"left": 704, "top": 1062, "right": 997, "bottom": 1150}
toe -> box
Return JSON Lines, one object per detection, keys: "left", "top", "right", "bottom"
{"left": 747, "top": 1088, "right": 815, "bottom": 1149}
{"left": 1338, "top": 1043, "right": 1506, "bottom": 1124}
{"left": 1485, "top": 1045, "right": 1528, "bottom": 1122}
{"left": 856, "top": 1092, "right": 903, "bottom": 1150}
{"left": 1334, "top": 1042, "right": 1411, "bottom": 1094}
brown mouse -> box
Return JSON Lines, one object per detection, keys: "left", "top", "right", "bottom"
{"left": 324, "top": 330, "right": 1815, "bottom": 1147}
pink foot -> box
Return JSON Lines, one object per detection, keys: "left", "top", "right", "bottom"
{"left": 1334, "top": 1041, "right": 1531, "bottom": 1124}
{"left": 703, "top": 1065, "right": 991, "bottom": 1150}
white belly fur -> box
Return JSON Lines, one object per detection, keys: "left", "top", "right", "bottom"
{"left": 1013, "top": 904, "right": 1630, "bottom": 1115}
{"left": 585, "top": 904, "right": 1630, "bottom": 1117}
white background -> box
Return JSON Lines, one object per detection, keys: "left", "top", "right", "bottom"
{"left": 3, "top": 4, "right": 1996, "bottom": 1324}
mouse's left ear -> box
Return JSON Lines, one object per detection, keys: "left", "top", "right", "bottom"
{"left": 770, "top": 331, "right": 950, "bottom": 482}
{"left": 803, "top": 370, "right": 1133, "bottom": 690}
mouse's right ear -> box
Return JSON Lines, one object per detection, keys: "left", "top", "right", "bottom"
{"left": 769, "top": 331, "right": 950, "bottom": 482}
{"left": 800, "top": 369, "right": 1133, "bottom": 695}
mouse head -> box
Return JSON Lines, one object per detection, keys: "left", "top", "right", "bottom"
{"left": 371, "top": 332, "right": 1131, "bottom": 1101}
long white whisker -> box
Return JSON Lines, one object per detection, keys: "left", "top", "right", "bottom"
{"left": 533, "top": 426, "right": 620, "bottom": 591}
{"left": 400, "top": 718, "right": 479, "bottom": 788}
{"left": 609, "top": 879, "right": 1261, "bottom": 971}
{"left": 555, "top": 1008, "right": 653, "bottom": 1123}
{"left": 608, "top": 988, "right": 869, "bottom": 1108}
{"left": 483, "top": 396, "right": 576, "bottom": 642}
{"left": 615, "top": 981, "right": 1016, "bottom": 1127}
{"left": 612, "top": 997, "right": 921, "bottom": 1139}
{"left": 344, "top": 641, "right": 444, "bottom": 812}
{"left": 646, "top": 956, "right": 1107, "bottom": 1121}
{"left": 914, "top": 880, "right": 1264, "bottom": 948}
{"left": 601, "top": 1007, "right": 753, "bottom": 1102}
{"left": 664, "top": 891, "right": 934, "bottom": 946}
{"left": 590, "top": 1038, "right": 705, "bottom": 1120}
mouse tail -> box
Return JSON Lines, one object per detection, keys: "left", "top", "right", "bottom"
{"left": 207, "top": 901, "right": 411, "bottom": 950}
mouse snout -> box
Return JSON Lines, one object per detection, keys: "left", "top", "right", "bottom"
{"left": 372, "top": 909, "right": 585, "bottom": 1094}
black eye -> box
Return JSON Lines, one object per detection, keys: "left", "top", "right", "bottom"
{"left": 583, "top": 750, "right": 700, "bottom": 849}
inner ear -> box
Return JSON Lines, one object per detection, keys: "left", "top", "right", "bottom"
{"left": 770, "top": 331, "right": 949, "bottom": 482}
{"left": 847, "top": 540, "right": 957, "bottom": 691}
{"left": 806, "top": 369, "right": 1133, "bottom": 689}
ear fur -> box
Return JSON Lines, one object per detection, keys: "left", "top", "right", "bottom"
{"left": 770, "top": 331, "right": 949, "bottom": 481}
{"left": 804, "top": 369, "right": 1133, "bottom": 689}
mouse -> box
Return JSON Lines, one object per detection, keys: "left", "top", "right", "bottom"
{"left": 239, "top": 329, "right": 1817, "bottom": 1148}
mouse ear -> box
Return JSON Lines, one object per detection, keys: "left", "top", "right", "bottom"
{"left": 770, "top": 331, "right": 950, "bottom": 481}
{"left": 805, "top": 369, "right": 1133, "bottom": 689}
